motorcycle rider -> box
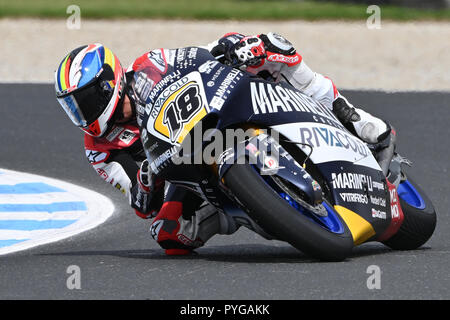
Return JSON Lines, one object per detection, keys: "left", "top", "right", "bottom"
{"left": 55, "top": 33, "right": 392, "bottom": 255}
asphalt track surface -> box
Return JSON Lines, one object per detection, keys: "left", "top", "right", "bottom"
{"left": 0, "top": 84, "right": 449, "bottom": 300}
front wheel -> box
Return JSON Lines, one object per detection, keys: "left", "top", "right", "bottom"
{"left": 224, "top": 163, "right": 354, "bottom": 261}
{"left": 383, "top": 176, "right": 437, "bottom": 250}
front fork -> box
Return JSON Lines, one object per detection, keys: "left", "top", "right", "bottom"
{"left": 217, "top": 132, "right": 323, "bottom": 209}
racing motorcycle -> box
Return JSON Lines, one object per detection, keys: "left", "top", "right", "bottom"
{"left": 135, "top": 47, "right": 436, "bottom": 261}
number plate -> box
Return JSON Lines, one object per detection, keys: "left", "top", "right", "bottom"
{"left": 146, "top": 71, "right": 209, "bottom": 145}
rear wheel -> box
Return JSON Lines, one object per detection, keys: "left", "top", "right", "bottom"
{"left": 224, "top": 163, "right": 354, "bottom": 261}
{"left": 383, "top": 176, "right": 436, "bottom": 250}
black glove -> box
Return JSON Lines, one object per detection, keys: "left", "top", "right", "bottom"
{"left": 332, "top": 97, "right": 361, "bottom": 123}
{"left": 232, "top": 36, "right": 267, "bottom": 67}
{"left": 209, "top": 32, "right": 245, "bottom": 66}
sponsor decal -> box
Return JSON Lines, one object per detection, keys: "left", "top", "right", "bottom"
{"left": 370, "top": 195, "right": 387, "bottom": 207}
{"left": 272, "top": 122, "right": 381, "bottom": 170}
{"left": 136, "top": 104, "right": 145, "bottom": 114}
{"left": 147, "top": 72, "right": 208, "bottom": 146}
{"left": 105, "top": 126, "right": 123, "bottom": 142}
{"left": 91, "top": 162, "right": 132, "bottom": 197}
{"left": 267, "top": 53, "right": 299, "bottom": 65}
{"left": 205, "top": 66, "right": 227, "bottom": 89}
{"left": 198, "top": 60, "right": 219, "bottom": 74}
{"left": 373, "top": 181, "right": 384, "bottom": 191}
{"left": 140, "top": 128, "right": 149, "bottom": 146}
{"left": 96, "top": 168, "right": 109, "bottom": 180}
{"left": 250, "top": 82, "right": 337, "bottom": 120}
{"left": 147, "top": 49, "right": 167, "bottom": 73}
{"left": 377, "top": 180, "right": 404, "bottom": 241}
{"left": 340, "top": 192, "right": 369, "bottom": 204}
{"left": 187, "top": 47, "right": 198, "bottom": 59}
{"left": 226, "top": 34, "right": 241, "bottom": 44}
{"left": 390, "top": 187, "right": 400, "bottom": 219}
{"left": 136, "top": 106, "right": 145, "bottom": 127}
{"left": 176, "top": 48, "right": 187, "bottom": 63}
{"left": 332, "top": 172, "right": 379, "bottom": 191}
{"left": 147, "top": 70, "right": 182, "bottom": 105}
{"left": 149, "top": 75, "right": 191, "bottom": 117}
{"left": 215, "top": 68, "right": 242, "bottom": 99}
{"left": 165, "top": 49, "right": 176, "bottom": 66}
{"left": 300, "top": 125, "right": 378, "bottom": 160}
{"left": 149, "top": 146, "right": 179, "bottom": 174}
{"left": 114, "top": 182, "right": 126, "bottom": 194}
{"left": 177, "top": 234, "right": 204, "bottom": 248}
{"left": 133, "top": 183, "right": 150, "bottom": 210}
{"left": 209, "top": 96, "right": 225, "bottom": 111}
{"left": 312, "top": 180, "right": 321, "bottom": 192}
{"left": 211, "top": 66, "right": 225, "bottom": 81}
{"left": 134, "top": 72, "right": 155, "bottom": 102}
{"left": 175, "top": 47, "right": 198, "bottom": 70}
{"left": 178, "top": 59, "right": 194, "bottom": 70}
{"left": 118, "top": 130, "right": 136, "bottom": 145}
{"left": 263, "top": 155, "right": 278, "bottom": 169}
{"left": 85, "top": 150, "right": 108, "bottom": 164}
{"left": 227, "top": 34, "right": 242, "bottom": 44}
{"left": 150, "top": 220, "right": 163, "bottom": 240}
{"left": 162, "top": 82, "right": 204, "bottom": 143}
{"left": 371, "top": 208, "right": 387, "bottom": 219}
{"left": 177, "top": 234, "right": 193, "bottom": 246}
{"left": 147, "top": 141, "right": 159, "bottom": 153}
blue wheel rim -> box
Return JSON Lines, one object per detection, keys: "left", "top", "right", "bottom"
{"left": 397, "top": 179, "right": 426, "bottom": 209}
{"left": 279, "top": 192, "right": 345, "bottom": 234}
{"left": 253, "top": 165, "right": 345, "bottom": 234}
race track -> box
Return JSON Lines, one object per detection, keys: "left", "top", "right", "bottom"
{"left": 0, "top": 84, "right": 449, "bottom": 300}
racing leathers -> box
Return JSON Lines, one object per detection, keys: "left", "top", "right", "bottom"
{"left": 206, "top": 32, "right": 390, "bottom": 144}
{"left": 85, "top": 32, "right": 392, "bottom": 255}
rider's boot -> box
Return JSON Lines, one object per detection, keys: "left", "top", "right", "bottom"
{"left": 149, "top": 201, "right": 192, "bottom": 255}
{"left": 150, "top": 202, "right": 239, "bottom": 255}
{"left": 332, "top": 95, "right": 395, "bottom": 171}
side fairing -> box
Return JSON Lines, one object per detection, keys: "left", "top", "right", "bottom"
{"left": 318, "top": 161, "right": 391, "bottom": 242}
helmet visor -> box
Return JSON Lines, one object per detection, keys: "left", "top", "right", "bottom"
{"left": 56, "top": 65, "right": 115, "bottom": 127}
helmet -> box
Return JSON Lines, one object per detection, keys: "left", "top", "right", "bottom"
{"left": 55, "top": 43, "right": 125, "bottom": 137}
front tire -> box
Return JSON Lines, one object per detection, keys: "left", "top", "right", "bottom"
{"left": 224, "top": 163, "right": 354, "bottom": 261}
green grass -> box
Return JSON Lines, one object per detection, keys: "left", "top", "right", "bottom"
{"left": 0, "top": 0, "right": 449, "bottom": 21}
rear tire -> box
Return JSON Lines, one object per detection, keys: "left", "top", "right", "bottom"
{"left": 383, "top": 177, "right": 436, "bottom": 250}
{"left": 224, "top": 163, "right": 354, "bottom": 261}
